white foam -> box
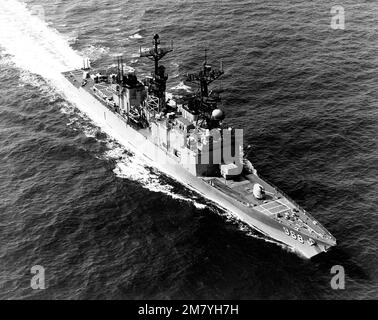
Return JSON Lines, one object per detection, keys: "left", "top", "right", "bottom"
{"left": 106, "top": 62, "right": 135, "bottom": 73}
{"left": 81, "top": 45, "right": 110, "bottom": 61}
{"left": 0, "top": 53, "right": 13, "bottom": 67}
{"left": 170, "top": 81, "right": 193, "bottom": 93}
{"left": 103, "top": 141, "right": 207, "bottom": 209}
{"left": 129, "top": 33, "right": 143, "bottom": 39}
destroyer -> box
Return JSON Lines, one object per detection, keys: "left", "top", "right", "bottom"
{"left": 62, "top": 34, "right": 336, "bottom": 258}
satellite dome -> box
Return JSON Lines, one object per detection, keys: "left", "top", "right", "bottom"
{"left": 211, "top": 108, "right": 225, "bottom": 121}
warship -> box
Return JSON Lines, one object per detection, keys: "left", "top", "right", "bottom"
{"left": 62, "top": 34, "right": 336, "bottom": 258}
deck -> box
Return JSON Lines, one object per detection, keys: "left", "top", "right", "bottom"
{"left": 203, "top": 173, "right": 334, "bottom": 242}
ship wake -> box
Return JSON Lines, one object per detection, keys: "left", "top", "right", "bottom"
{"left": 0, "top": 0, "right": 83, "bottom": 78}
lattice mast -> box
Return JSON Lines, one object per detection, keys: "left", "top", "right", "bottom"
{"left": 140, "top": 34, "right": 173, "bottom": 112}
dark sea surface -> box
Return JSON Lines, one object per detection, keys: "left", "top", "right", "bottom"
{"left": 0, "top": 0, "right": 377, "bottom": 299}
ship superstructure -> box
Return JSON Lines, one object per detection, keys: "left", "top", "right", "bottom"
{"left": 62, "top": 34, "right": 336, "bottom": 258}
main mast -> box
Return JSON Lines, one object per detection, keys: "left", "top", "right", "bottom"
{"left": 140, "top": 34, "right": 173, "bottom": 113}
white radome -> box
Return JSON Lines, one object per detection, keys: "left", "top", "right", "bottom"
{"left": 211, "top": 108, "right": 224, "bottom": 120}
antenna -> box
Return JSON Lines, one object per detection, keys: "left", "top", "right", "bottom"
{"left": 121, "top": 56, "right": 124, "bottom": 84}
{"left": 116, "top": 56, "right": 120, "bottom": 83}
{"left": 187, "top": 50, "right": 224, "bottom": 99}
{"left": 140, "top": 34, "right": 173, "bottom": 76}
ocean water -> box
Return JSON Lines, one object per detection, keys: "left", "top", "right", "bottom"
{"left": 0, "top": 0, "right": 377, "bottom": 299}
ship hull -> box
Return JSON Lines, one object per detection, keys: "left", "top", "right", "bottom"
{"left": 60, "top": 74, "right": 332, "bottom": 259}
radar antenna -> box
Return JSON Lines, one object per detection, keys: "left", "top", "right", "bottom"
{"left": 140, "top": 34, "right": 173, "bottom": 75}
{"left": 186, "top": 49, "right": 224, "bottom": 99}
